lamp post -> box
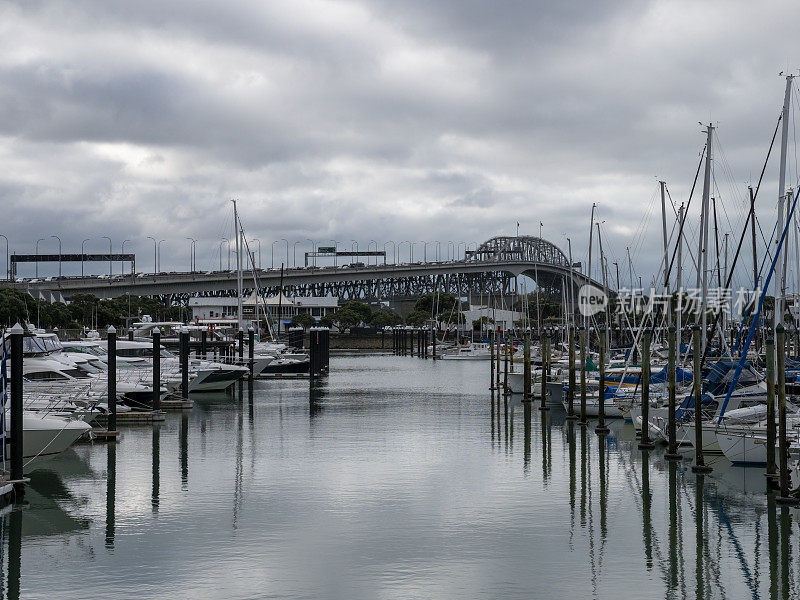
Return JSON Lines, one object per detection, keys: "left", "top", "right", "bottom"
{"left": 293, "top": 241, "right": 302, "bottom": 268}
{"left": 271, "top": 240, "right": 278, "bottom": 269}
{"left": 281, "top": 239, "right": 289, "bottom": 268}
{"left": 435, "top": 241, "right": 441, "bottom": 262}
{"left": 252, "top": 238, "right": 261, "bottom": 269}
{"left": 185, "top": 237, "right": 196, "bottom": 272}
{"left": 81, "top": 238, "right": 91, "bottom": 277}
{"left": 102, "top": 236, "right": 112, "bottom": 277}
{"left": 147, "top": 236, "right": 157, "bottom": 273}
{"left": 398, "top": 241, "right": 410, "bottom": 264}
{"left": 330, "top": 240, "right": 339, "bottom": 267}
{"left": 306, "top": 239, "right": 316, "bottom": 267}
{"left": 50, "top": 235, "right": 61, "bottom": 278}
{"left": 457, "top": 241, "right": 465, "bottom": 261}
{"left": 384, "top": 241, "right": 395, "bottom": 265}
{"left": 222, "top": 238, "right": 230, "bottom": 270}
{"left": 368, "top": 240, "right": 377, "bottom": 266}
{"left": 157, "top": 240, "right": 165, "bottom": 272}
{"left": 447, "top": 241, "right": 454, "bottom": 261}
{"left": 0, "top": 234, "right": 7, "bottom": 279}
{"left": 35, "top": 238, "right": 44, "bottom": 278}
{"left": 122, "top": 239, "right": 131, "bottom": 275}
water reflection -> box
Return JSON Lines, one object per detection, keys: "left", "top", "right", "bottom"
{"left": 105, "top": 444, "right": 115, "bottom": 549}
{"left": 5, "top": 357, "right": 800, "bottom": 599}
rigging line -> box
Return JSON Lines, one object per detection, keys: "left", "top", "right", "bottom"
{"left": 700, "top": 112, "right": 782, "bottom": 368}
{"left": 662, "top": 144, "right": 705, "bottom": 292}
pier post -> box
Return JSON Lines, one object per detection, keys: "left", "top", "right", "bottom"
{"left": 496, "top": 329, "right": 501, "bottom": 390}
{"left": 490, "top": 330, "right": 495, "bottom": 390}
{"left": 128, "top": 329, "right": 133, "bottom": 341}
{"left": 539, "top": 332, "right": 549, "bottom": 410}
{"left": 664, "top": 325, "right": 681, "bottom": 460}
{"left": 503, "top": 331, "right": 510, "bottom": 395}
{"left": 766, "top": 336, "right": 777, "bottom": 482}
{"left": 9, "top": 323, "right": 24, "bottom": 488}
{"left": 201, "top": 330, "right": 207, "bottom": 359}
{"left": 523, "top": 330, "right": 531, "bottom": 400}
{"left": 309, "top": 327, "right": 319, "bottom": 378}
{"left": 431, "top": 324, "right": 436, "bottom": 359}
{"left": 237, "top": 328, "right": 244, "bottom": 363}
{"left": 579, "top": 326, "right": 587, "bottom": 426}
{"left": 180, "top": 327, "right": 189, "bottom": 399}
{"left": 596, "top": 327, "right": 609, "bottom": 434}
{"left": 776, "top": 325, "right": 798, "bottom": 503}
{"left": 248, "top": 326, "right": 254, "bottom": 381}
{"left": 152, "top": 327, "right": 161, "bottom": 411}
{"left": 691, "top": 325, "right": 712, "bottom": 472}
{"left": 107, "top": 325, "right": 117, "bottom": 433}
{"left": 566, "top": 326, "right": 577, "bottom": 420}
{"left": 638, "top": 329, "right": 654, "bottom": 449}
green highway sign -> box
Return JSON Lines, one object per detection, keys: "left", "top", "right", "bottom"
{"left": 318, "top": 246, "right": 336, "bottom": 253}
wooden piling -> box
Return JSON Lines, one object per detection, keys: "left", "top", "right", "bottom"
{"left": 503, "top": 332, "right": 510, "bottom": 395}
{"left": 248, "top": 326, "right": 255, "bottom": 380}
{"left": 180, "top": 327, "right": 189, "bottom": 399}
{"left": 776, "top": 325, "right": 798, "bottom": 503}
{"left": 579, "top": 326, "right": 587, "bottom": 426}
{"left": 638, "top": 329, "right": 654, "bottom": 449}
{"left": 9, "top": 323, "right": 24, "bottom": 490}
{"left": 107, "top": 325, "right": 117, "bottom": 434}
{"left": 766, "top": 336, "right": 777, "bottom": 482}
{"left": 539, "top": 332, "right": 549, "bottom": 411}
{"left": 200, "top": 330, "right": 207, "bottom": 359}
{"left": 691, "top": 325, "right": 712, "bottom": 472}
{"left": 490, "top": 329, "right": 495, "bottom": 390}
{"left": 596, "top": 327, "right": 609, "bottom": 433}
{"left": 523, "top": 330, "right": 532, "bottom": 400}
{"left": 566, "top": 326, "right": 577, "bottom": 420}
{"left": 664, "top": 325, "right": 681, "bottom": 460}
{"left": 152, "top": 327, "right": 162, "bottom": 412}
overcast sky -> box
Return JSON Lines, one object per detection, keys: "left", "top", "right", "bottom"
{"left": 2, "top": 0, "right": 800, "bottom": 285}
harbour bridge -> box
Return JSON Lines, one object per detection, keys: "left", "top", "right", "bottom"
{"left": 9, "top": 236, "right": 606, "bottom": 306}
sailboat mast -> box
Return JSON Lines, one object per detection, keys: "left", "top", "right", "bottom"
{"left": 233, "top": 199, "right": 244, "bottom": 332}
{"left": 700, "top": 124, "right": 713, "bottom": 352}
{"left": 776, "top": 75, "right": 793, "bottom": 338}
{"left": 660, "top": 180, "right": 669, "bottom": 291}
{"left": 676, "top": 203, "right": 684, "bottom": 366}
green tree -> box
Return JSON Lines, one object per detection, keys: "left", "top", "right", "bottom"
{"left": 330, "top": 308, "right": 362, "bottom": 331}
{"left": 290, "top": 312, "right": 315, "bottom": 330}
{"left": 412, "top": 292, "right": 458, "bottom": 317}
{"left": 472, "top": 315, "right": 494, "bottom": 331}
{"left": 341, "top": 301, "right": 373, "bottom": 324}
{"left": 370, "top": 310, "right": 403, "bottom": 328}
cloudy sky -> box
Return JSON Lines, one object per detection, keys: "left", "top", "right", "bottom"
{"left": 2, "top": 0, "right": 799, "bottom": 285}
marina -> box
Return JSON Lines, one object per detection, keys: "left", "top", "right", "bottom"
{"left": 0, "top": 355, "right": 797, "bottom": 599}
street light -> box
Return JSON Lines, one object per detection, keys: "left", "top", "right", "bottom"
{"left": 102, "top": 236, "right": 112, "bottom": 277}
{"left": 456, "top": 241, "right": 465, "bottom": 261}
{"left": 306, "top": 239, "right": 316, "bottom": 267}
{"left": 398, "top": 241, "right": 410, "bottom": 264}
{"left": 221, "top": 238, "right": 230, "bottom": 270}
{"left": 157, "top": 240, "right": 165, "bottom": 272}
{"left": 447, "top": 241, "right": 454, "bottom": 261}
{"left": 252, "top": 238, "right": 261, "bottom": 269}
{"left": 0, "top": 234, "right": 7, "bottom": 280}
{"left": 147, "top": 236, "right": 157, "bottom": 274}
{"left": 50, "top": 235, "right": 61, "bottom": 278}
{"left": 281, "top": 239, "right": 289, "bottom": 268}
{"left": 330, "top": 240, "right": 339, "bottom": 267}
{"left": 122, "top": 239, "right": 131, "bottom": 275}
{"left": 384, "top": 241, "right": 396, "bottom": 265}
{"left": 81, "top": 238, "right": 92, "bottom": 277}
{"left": 368, "top": 240, "right": 377, "bottom": 266}
{"left": 293, "top": 241, "right": 302, "bottom": 268}
{"left": 185, "top": 237, "right": 196, "bottom": 272}
{"left": 271, "top": 240, "right": 278, "bottom": 269}
{"left": 35, "top": 238, "right": 44, "bottom": 278}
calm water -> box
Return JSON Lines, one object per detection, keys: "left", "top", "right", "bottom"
{"left": 2, "top": 354, "right": 798, "bottom": 599}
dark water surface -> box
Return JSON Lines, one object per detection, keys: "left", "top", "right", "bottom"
{"left": 4, "top": 355, "right": 798, "bottom": 599}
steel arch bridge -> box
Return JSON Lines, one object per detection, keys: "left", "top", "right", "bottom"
{"left": 13, "top": 235, "right": 602, "bottom": 304}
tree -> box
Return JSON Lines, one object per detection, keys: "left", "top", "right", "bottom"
{"left": 290, "top": 312, "right": 315, "bottom": 330}
{"left": 472, "top": 315, "right": 494, "bottom": 331}
{"left": 370, "top": 310, "right": 403, "bottom": 328}
{"left": 341, "top": 301, "right": 373, "bottom": 324}
{"left": 412, "top": 292, "right": 459, "bottom": 317}
{"left": 405, "top": 310, "right": 430, "bottom": 327}
{"left": 330, "top": 308, "right": 362, "bottom": 331}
